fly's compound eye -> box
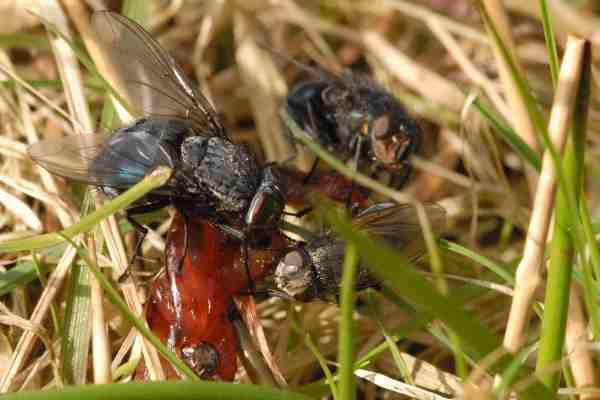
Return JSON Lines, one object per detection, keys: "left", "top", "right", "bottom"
{"left": 274, "top": 250, "right": 312, "bottom": 297}
{"left": 181, "top": 342, "right": 220, "bottom": 378}
{"left": 370, "top": 115, "right": 414, "bottom": 166}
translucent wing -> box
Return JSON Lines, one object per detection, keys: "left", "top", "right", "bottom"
{"left": 91, "top": 11, "right": 226, "bottom": 138}
{"left": 28, "top": 132, "right": 176, "bottom": 192}
{"left": 354, "top": 202, "right": 446, "bottom": 261}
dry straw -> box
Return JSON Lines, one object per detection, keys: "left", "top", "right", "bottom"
{"left": 503, "top": 36, "right": 587, "bottom": 353}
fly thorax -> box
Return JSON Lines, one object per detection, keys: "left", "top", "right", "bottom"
{"left": 181, "top": 136, "right": 209, "bottom": 167}
{"left": 274, "top": 248, "right": 315, "bottom": 299}
{"left": 182, "top": 137, "right": 261, "bottom": 212}
{"left": 245, "top": 166, "right": 286, "bottom": 227}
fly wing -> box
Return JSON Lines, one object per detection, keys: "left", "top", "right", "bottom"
{"left": 353, "top": 202, "right": 446, "bottom": 262}
{"left": 28, "top": 132, "right": 176, "bottom": 191}
{"left": 91, "top": 11, "right": 226, "bottom": 138}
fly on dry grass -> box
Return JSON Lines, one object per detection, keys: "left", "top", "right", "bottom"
{"left": 0, "top": 1, "right": 600, "bottom": 400}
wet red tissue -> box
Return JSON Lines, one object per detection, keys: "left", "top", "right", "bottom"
{"left": 145, "top": 214, "right": 287, "bottom": 381}
{"left": 141, "top": 170, "right": 367, "bottom": 381}
{"left": 283, "top": 168, "right": 370, "bottom": 209}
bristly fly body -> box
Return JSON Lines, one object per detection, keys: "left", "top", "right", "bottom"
{"left": 274, "top": 202, "right": 446, "bottom": 302}
{"left": 29, "top": 12, "right": 287, "bottom": 270}
{"left": 285, "top": 65, "right": 423, "bottom": 188}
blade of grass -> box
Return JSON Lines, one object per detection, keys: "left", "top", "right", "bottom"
{"left": 496, "top": 32, "right": 587, "bottom": 356}
{"left": 31, "top": 253, "right": 60, "bottom": 336}
{"left": 61, "top": 263, "right": 92, "bottom": 385}
{"left": 0, "top": 381, "right": 313, "bottom": 400}
{"left": 300, "top": 284, "right": 491, "bottom": 398}
{"left": 471, "top": 97, "right": 541, "bottom": 172}
{"left": 539, "top": 0, "right": 560, "bottom": 86}
{"left": 536, "top": 39, "right": 592, "bottom": 391}
{"left": 304, "top": 334, "right": 338, "bottom": 400}
{"left": 0, "top": 166, "right": 172, "bottom": 253}
{"left": 438, "top": 239, "right": 515, "bottom": 284}
{"left": 0, "top": 260, "right": 50, "bottom": 296}
{"left": 338, "top": 242, "right": 358, "bottom": 400}
{"left": 0, "top": 33, "right": 50, "bottom": 49}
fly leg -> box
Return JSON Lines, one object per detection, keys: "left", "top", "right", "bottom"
{"left": 119, "top": 200, "right": 169, "bottom": 282}
{"left": 345, "top": 136, "right": 365, "bottom": 210}
{"left": 242, "top": 240, "right": 256, "bottom": 295}
{"left": 215, "top": 224, "right": 256, "bottom": 294}
{"left": 176, "top": 213, "right": 189, "bottom": 275}
{"left": 389, "top": 162, "right": 413, "bottom": 190}
{"left": 302, "top": 158, "right": 320, "bottom": 185}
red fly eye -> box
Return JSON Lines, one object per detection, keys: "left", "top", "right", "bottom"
{"left": 246, "top": 191, "right": 284, "bottom": 226}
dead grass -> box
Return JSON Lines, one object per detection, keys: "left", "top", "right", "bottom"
{"left": 0, "top": 0, "right": 600, "bottom": 399}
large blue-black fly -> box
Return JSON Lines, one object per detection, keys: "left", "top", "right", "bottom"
{"left": 29, "top": 12, "right": 287, "bottom": 270}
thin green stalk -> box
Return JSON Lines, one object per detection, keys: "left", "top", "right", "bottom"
{"left": 536, "top": 137, "right": 578, "bottom": 391}
{"left": 438, "top": 239, "right": 514, "bottom": 284}
{"left": 305, "top": 334, "right": 338, "bottom": 400}
{"left": 0, "top": 167, "right": 172, "bottom": 253}
{"left": 31, "top": 253, "right": 60, "bottom": 336}
{"left": 380, "top": 327, "right": 414, "bottom": 385}
{"left": 58, "top": 231, "right": 198, "bottom": 381}
{"left": 0, "top": 382, "right": 312, "bottom": 400}
{"left": 121, "top": 0, "right": 149, "bottom": 23}
{"left": 539, "top": 0, "right": 560, "bottom": 86}
{"left": 61, "top": 264, "right": 92, "bottom": 385}
{"left": 418, "top": 204, "right": 467, "bottom": 379}
{"left": 578, "top": 198, "right": 600, "bottom": 338}
{"left": 536, "top": 41, "right": 591, "bottom": 392}
{"left": 338, "top": 243, "right": 358, "bottom": 400}
{"left": 471, "top": 97, "right": 541, "bottom": 171}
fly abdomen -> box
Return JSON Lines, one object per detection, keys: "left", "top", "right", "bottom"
{"left": 286, "top": 80, "right": 339, "bottom": 148}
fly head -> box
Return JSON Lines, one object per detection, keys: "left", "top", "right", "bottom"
{"left": 274, "top": 248, "right": 315, "bottom": 300}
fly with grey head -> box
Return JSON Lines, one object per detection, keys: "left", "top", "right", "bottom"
{"left": 28, "top": 11, "right": 288, "bottom": 273}
{"left": 273, "top": 202, "right": 446, "bottom": 302}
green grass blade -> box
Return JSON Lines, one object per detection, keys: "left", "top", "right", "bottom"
{"left": 121, "top": 0, "right": 149, "bottom": 23}
{"left": 536, "top": 41, "right": 591, "bottom": 391}
{"left": 0, "top": 167, "right": 172, "bottom": 253}
{"left": 0, "top": 260, "right": 47, "bottom": 296}
{"left": 0, "top": 381, "right": 313, "bottom": 400}
{"left": 304, "top": 334, "right": 338, "bottom": 399}
{"left": 539, "top": 0, "right": 560, "bottom": 86}
{"left": 338, "top": 242, "right": 358, "bottom": 400}
{"left": 61, "top": 264, "right": 92, "bottom": 385}
{"left": 438, "top": 239, "right": 515, "bottom": 284}
{"left": 471, "top": 97, "right": 541, "bottom": 172}
{"left": 0, "top": 33, "right": 50, "bottom": 49}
